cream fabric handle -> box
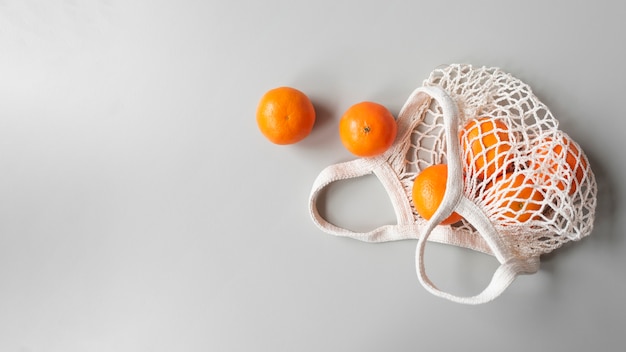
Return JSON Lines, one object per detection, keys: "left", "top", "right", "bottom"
{"left": 308, "top": 157, "right": 498, "bottom": 251}
{"left": 308, "top": 157, "right": 418, "bottom": 243}
{"left": 417, "top": 196, "right": 539, "bottom": 304}
{"left": 412, "top": 86, "right": 539, "bottom": 304}
{"left": 308, "top": 153, "right": 475, "bottom": 244}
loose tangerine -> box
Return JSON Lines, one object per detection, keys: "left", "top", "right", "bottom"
{"left": 460, "top": 117, "right": 514, "bottom": 180}
{"left": 485, "top": 172, "right": 544, "bottom": 223}
{"left": 256, "top": 87, "right": 316, "bottom": 145}
{"left": 412, "top": 164, "right": 463, "bottom": 225}
{"left": 532, "top": 134, "right": 587, "bottom": 195}
{"left": 339, "top": 101, "right": 397, "bottom": 157}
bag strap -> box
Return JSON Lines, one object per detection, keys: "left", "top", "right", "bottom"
{"left": 308, "top": 157, "right": 421, "bottom": 242}
{"left": 416, "top": 196, "right": 540, "bottom": 304}
{"left": 410, "top": 85, "right": 540, "bottom": 304}
{"left": 308, "top": 157, "right": 500, "bottom": 251}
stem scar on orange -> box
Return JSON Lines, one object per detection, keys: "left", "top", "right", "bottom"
{"left": 412, "top": 164, "right": 463, "bottom": 225}
{"left": 460, "top": 117, "right": 514, "bottom": 180}
{"left": 532, "top": 134, "right": 587, "bottom": 195}
{"left": 485, "top": 172, "right": 544, "bottom": 223}
{"left": 339, "top": 101, "right": 397, "bottom": 157}
{"left": 256, "top": 87, "right": 316, "bottom": 145}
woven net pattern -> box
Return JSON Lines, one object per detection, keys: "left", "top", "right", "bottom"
{"left": 392, "top": 64, "right": 597, "bottom": 258}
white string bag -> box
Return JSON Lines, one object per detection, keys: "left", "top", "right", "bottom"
{"left": 309, "top": 64, "right": 597, "bottom": 304}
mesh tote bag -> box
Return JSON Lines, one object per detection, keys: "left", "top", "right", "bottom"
{"left": 309, "top": 64, "right": 597, "bottom": 304}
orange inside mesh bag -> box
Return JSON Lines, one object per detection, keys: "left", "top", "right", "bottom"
{"left": 309, "top": 64, "right": 597, "bottom": 304}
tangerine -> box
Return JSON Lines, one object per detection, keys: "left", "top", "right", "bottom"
{"left": 412, "top": 164, "right": 463, "bottom": 225}
{"left": 460, "top": 117, "right": 514, "bottom": 180}
{"left": 532, "top": 134, "right": 587, "bottom": 195}
{"left": 256, "top": 87, "right": 316, "bottom": 145}
{"left": 339, "top": 101, "right": 397, "bottom": 157}
{"left": 485, "top": 172, "right": 544, "bottom": 223}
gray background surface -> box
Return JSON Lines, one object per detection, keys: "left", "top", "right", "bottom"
{"left": 1, "top": 1, "right": 625, "bottom": 351}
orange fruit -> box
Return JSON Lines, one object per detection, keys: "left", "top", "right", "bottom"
{"left": 339, "top": 101, "right": 397, "bottom": 157}
{"left": 256, "top": 87, "right": 316, "bottom": 145}
{"left": 533, "top": 134, "right": 587, "bottom": 195}
{"left": 412, "top": 164, "right": 463, "bottom": 225}
{"left": 485, "top": 172, "right": 544, "bottom": 223}
{"left": 460, "top": 117, "right": 514, "bottom": 180}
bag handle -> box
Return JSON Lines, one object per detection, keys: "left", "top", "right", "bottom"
{"left": 308, "top": 157, "right": 498, "bottom": 251}
{"left": 308, "top": 157, "right": 425, "bottom": 243}
{"left": 309, "top": 158, "right": 404, "bottom": 242}
{"left": 411, "top": 86, "right": 539, "bottom": 304}
{"left": 416, "top": 196, "right": 539, "bottom": 304}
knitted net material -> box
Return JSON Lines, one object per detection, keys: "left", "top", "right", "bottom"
{"left": 392, "top": 64, "right": 597, "bottom": 258}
